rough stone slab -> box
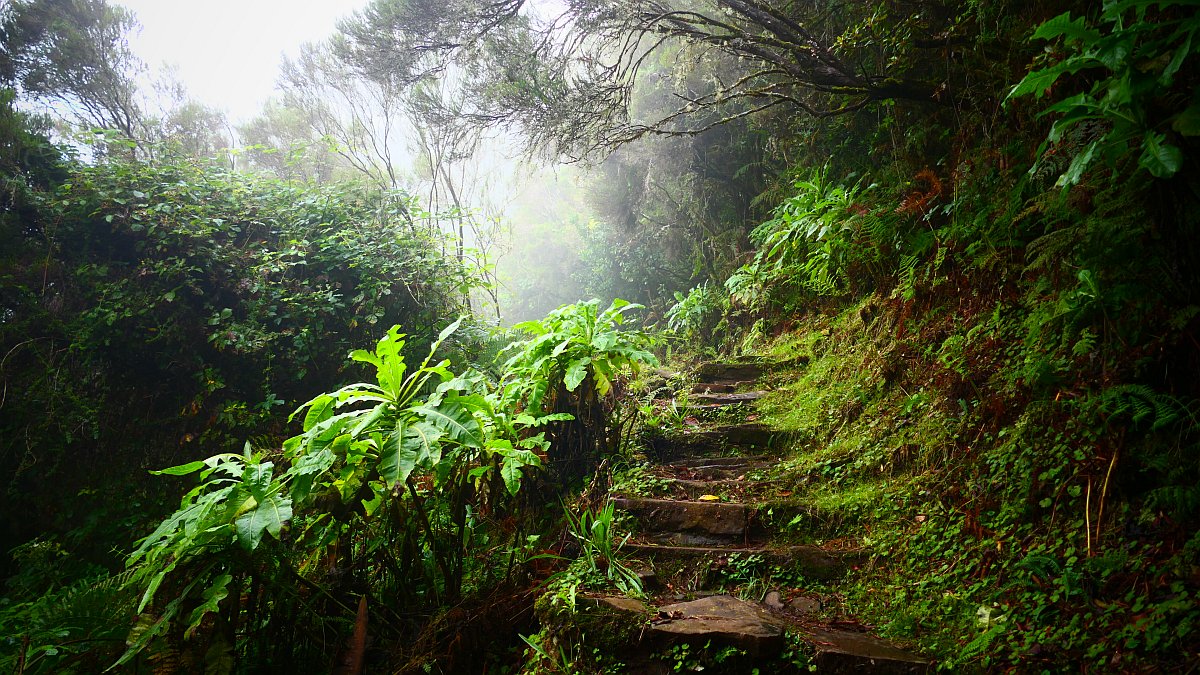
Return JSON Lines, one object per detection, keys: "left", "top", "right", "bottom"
{"left": 691, "top": 391, "right": 767, "bottom": 405}
{"left": 697, "top": 362, "right": 765, "bottom": 383}
{"left": 669, "top": 477, "right": 777, "bottom": 490}
{"left": 626, "top": 564, "right": 659, "bottom": 591}
{"left": 669, "top": 455, "right": 772, "bottom": 469}
{"left": 664, "top": 456, "right": 772, "bottom": 481}
{"left": 676, "top": 466, "right": 769, "bottom": 481}
{"left": 611, "top": 497, "right": 749, "bottom": 540}
{"left": 764, "top": 590, "right": 785, "bottom": 610}
{"left": 650, "top": 595, "right": 783, "bottom": 655}
{"left": 667, "top": 478, "right": 781, "bottom": 500}
{"left": 583, "top": 595, "right": 649, "bottom": 615}
{"left": 647, "top": 423, "right": 780, "bottom": 461}
{"left": 691, "top": 382, "right": 739, "bottom": 394}
{"left": 802, "top": 626, "right": 932, "bottom": 673}
{"left": 623, "top": 543, "right": 850, "bottom": 581}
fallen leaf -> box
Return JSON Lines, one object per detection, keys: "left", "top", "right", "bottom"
{"left": 697, "top": 494, "right": 721, "bottom": 501}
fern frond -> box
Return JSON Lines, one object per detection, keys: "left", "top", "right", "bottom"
{"left": 1025, "top": 223, "right": 1085, "bottom": 274}
{"left": 1096, "top": 384, "right": 1196, "bottom": 430}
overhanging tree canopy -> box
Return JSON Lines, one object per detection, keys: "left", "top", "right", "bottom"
{"left": 336, "top": 0, "right": 951, "bottom": 159}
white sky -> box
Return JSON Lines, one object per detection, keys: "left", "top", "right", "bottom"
{"left": 116, "top": 0, "right": 368, "bottom": 123}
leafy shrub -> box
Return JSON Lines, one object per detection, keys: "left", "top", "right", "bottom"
{"left": 116, "top": 321, "right": 565, "bottom": 669}
{"left": 665, "top": 282, "right": 728, "bottom": 344}
{"left": 0, "top": 150, "right": 474, "bottom": 578}
{"left": 726, "top": 165, "right": 909, "bottom": 310}
{"left": 1008, "top": 2, "right": 1200, "bottom": 185}
{"left": 500, "top": 299, "right": 658, "bottom": 482}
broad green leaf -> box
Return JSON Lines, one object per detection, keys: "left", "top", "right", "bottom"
{"left": 380, "top": 353, "right": 408, "bottom": 400}
{"left": 608, "top": 298, "right": 631, "bottom": 312}
{"left": 350, "top": 402, "right": 389, "bottom": 436}
{"left": 1031, "top": 12, "right": 1100, "bottom": 44}
{"left": 510, "top": 319, "right": 547, "bottom": 335}
{"left": 1139, "top": 132, "right": 1184, "bottom": 177}
{"left": 437, "top": 315, "right": 464, "bottom": 343}
{"left": 185, "top": 574, "right": 232, "bottom": 638}
{"left": 1007, "top": 65, "right": 1075, "bottom": 101}
{"left": 515, "top": 412, "right": 574, "bottom": 427}
{"left": 137, "top": 560, "right": 178, "bottom": 613}
{"left": 551, "top": 337, "right": 574, "bottom": 358}
{"left": 415, "top": 400, "right": 483, "bottom": 448}
{"left": 488, "top": 438, "right": 514, "bottom": 452}
{"left": 207, "top": 455, "right": 246, "bottom": 479}
{"left": 379, "top": 420, "right": 442, "bottom": 486}
{"left": 349, "top": 349, "right": 381, "bottom": 368}
{"left": 564, "top": 358, "right": 591, "bottom": 391}
{"left": 1095, "top": 34, "right": 1134, "bottom": 70}
{"left": 112, "top": 593, "right": 185, "bottom": 669}
{"left": 1160, "top": 29, "right": 1194, "bottom": 85}
{"left": 404, "top": 422, "right": 443, "bottom": 468}
{"left": 301, "top": 395, "right": 334, "bottom": 431}
{"left": 361, "top": 482, "right": 384, "bottom": 517}
{"left": 1056, "top": 140, "right": 1099, "bottom": 186}
{"left": 378, "top": 418, "right": 409, "bottom": 486}
{"left": 241, "top": 462, "right": 274, "bottom": 498}
{"left": 234, "top": 492, "right": 292, "bottom": 550}
{"left": 593, "top": 368, "right": 613, "bottom": 397}
{"left": 1041, "top": 93, "right": 1093, "bottom": 117}
{"left": 501, "top": 458, "right": 523, "bottom": 496}
{"left": 151, "top": 460, "right": 206, "bottom": 476}
{"left": 591, "top": 331, "right": 617, "bottom": 351}
{"left": 336, "top": 465, "right": 364, "bottom": 503}
{"left": 288, "top": 447, "right": 335, "bottom": 503}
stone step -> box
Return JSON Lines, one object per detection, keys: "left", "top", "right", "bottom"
{"left": 696, "top": 362, "right": 765, "bottom": 384}
{"left": 624, "top": 543, "right": 851, "bottom": 581}
{"left": 611, "top": 497, "right": 750, "bottom": 546}
{"left": 646, "top": 424, "right": 780, "bottom": 461}
{"left": 648, "top": 595, "right": 783, "bottom": 656}
{"left": 690, "top": 381, "right": 740, "bottom": 394}
{"left": 558, "top": 595, "right": 929, "bottom": 673}
{"left": 800, "top": 626, "right": 932, "bottom": 673}
{"left": 669, "top": 455, "right": 771, "bottom": 468}
{"left": 665, "top": 477, "right": 782, "bottom": 500}
{"left": 690, "top": 390, "right": 768, "bottom": 406}
{"left": 664, "top": 456, "right": 773, "bottom": 480}
{"left": 696, "top": 386, "right": 768, "bottom": 401}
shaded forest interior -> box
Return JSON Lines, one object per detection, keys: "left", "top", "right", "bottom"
{"left": 2, "top": 0, "right": 1199, "bottom": 672}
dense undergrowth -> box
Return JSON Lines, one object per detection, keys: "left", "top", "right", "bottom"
{"left": 3, "top": 0, "right": 1200, "bottom": 672}
{"left": 658, "top": 8, "right": 1200, "bottom": 662}
{"left": 647, "top": 7, "right": 1200, "bottom": 669}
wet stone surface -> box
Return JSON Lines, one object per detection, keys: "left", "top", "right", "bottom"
{"left": 649, "top": 595, "right": 784, "bottom": 656}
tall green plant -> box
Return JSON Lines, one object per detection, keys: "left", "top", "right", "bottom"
{"left": 499, "top": 299, "right": 658, "bottom": 481}
{"left": 1007, "top": 1, "right": 1200, "bottom": 185}
{"left": 665, "top": 283, "right": 729, "bottom": 345}
{"left": 563, "top": 502, "right": 643, "bottom": 595}
{"left": 728, "top": 166, "right": 899, "bottom": 307}
{"left": 116, "top": 321, "right": 557, "bottom": 669}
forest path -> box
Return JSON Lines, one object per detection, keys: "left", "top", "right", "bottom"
{"left": 600, "top": 359, "right": 931, "bottom": 672}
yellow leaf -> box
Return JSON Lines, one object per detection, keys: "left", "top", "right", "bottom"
{"left": 697, "top": 494, "right": 721, "bottom": 501}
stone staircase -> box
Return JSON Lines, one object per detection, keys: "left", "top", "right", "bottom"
{"left": 542, "top": 359, "right": 932, "bottom": 672}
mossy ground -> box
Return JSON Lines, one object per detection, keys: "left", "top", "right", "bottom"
{"left": 739, "top": 288, "right": 1200, "bottom": 671}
